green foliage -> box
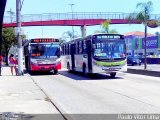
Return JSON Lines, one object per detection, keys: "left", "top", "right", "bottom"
{"left": 127, "top": 1, "right": 153, "bottom": 70}
{"left": 1, "top": 27, "right": 16, "bottom": 65}
{"left": 109, "top": 29, "right": 118, "bottom": 34}
{"left": 101, "top": 19, "right": 110, "bottom": 33}
{"left": 62, "top": 31, "right": 80, "bottom": 41}
{"left": 95, "top": 19, "right": 118, "bottom": 34}
{"left": 127, "top": 1, "right": 153, "bottom": 25}
{"left": 94, "top": 30, "right": 105, "bottom": 34}
{"left": 2, "top": 27, "right": 16, "bottom": 53}
{"left": 94, "top": 29, "right": 118, "bottom": 34}
{"left": 21, "top": 34, "right": 26, "bottom": 39}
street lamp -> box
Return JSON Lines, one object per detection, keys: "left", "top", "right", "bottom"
{"left": 69, "top": 4, "right": 75, "bottom": 40}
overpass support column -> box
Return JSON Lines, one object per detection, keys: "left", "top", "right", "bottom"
{"left": 81, "top": 25, "right": 86, "bottom": 38}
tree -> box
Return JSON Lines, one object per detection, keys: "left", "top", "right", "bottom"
{"left": 101, "top": 19, "right": 110, "bottom": 33}
{"left": 108, "top": 29, "right": 118, "bottom": 34}
{"left": 128, "top": 1, "right": 153, "bottom": 70}
{"left": 2, "top": 27, "right": 16, "bottom": 65}
{"left": 94, "top": 29, "right": 118, "bottom": 34}
{"left": 64, "top": 31, "right": 73, "bottom": 41}
{"left": 94, "top": 19, "right": 118, "bottom": 34}
{"left": 62, "top": 31, "right": 80, "bottom": 41}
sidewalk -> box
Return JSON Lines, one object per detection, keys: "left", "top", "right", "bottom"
{"left": 0, "top": 66, "right": 59, "bottom": 114}
{"left": 127, "top": 64, "right": 160, "bottom": 77}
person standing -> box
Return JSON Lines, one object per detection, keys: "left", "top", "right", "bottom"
{"left": 9, "top": 54, "right": 17, "bottom": 75}
{"left": 0, "top": 54, "right": 3, "bottom": 76}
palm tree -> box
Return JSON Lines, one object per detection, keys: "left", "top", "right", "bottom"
{"left": 94, "top": 29, "right": 118, "bottom": 34}
{"left": 101, "top": 19, "right": 110, "bottom": 33}
{"left": 95, "top": 19, "right": 118, "bottom": 34}
{"left": 63, "top": 31, "right": 74, "bottom": 41}
{"left": 128, "top": 1, "right": 153, "bottom": 70}
{"left": 62, "top": 31, "right": 80, "bottom": 41}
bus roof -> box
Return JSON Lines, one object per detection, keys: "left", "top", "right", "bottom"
{"left": 61, "top": 33, "right": 124, "bottom": 45}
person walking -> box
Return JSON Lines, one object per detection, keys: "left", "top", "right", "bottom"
{"left": 9, "top": 54, "right": 17, "bottom": 75}
{"left": 0, "top": 54, "right": 3, "bottom": 76}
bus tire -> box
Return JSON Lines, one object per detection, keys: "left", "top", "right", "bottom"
{"left": 28, "top": 70, "right": 32, "bottom": 75}
{"left": 54, "top": 70, "right": 58, "bottom": 74}
{"left": 110, "top": 72, "right": 116, "bottom": 78}
{"left": 83, "top": 64, "right": 87, "bottom": 76}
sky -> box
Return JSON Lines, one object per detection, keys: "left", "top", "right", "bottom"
{"left": 4, "top": 0, "right": 160, "bottom": 40}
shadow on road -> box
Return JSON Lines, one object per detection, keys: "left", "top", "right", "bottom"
{"left": 59, "top": 70, "right": 123, "bottom": 81}
{"left": 27, "top": 71, "right": 58, "bottom": 76}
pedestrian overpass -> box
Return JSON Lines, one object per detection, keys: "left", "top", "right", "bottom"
{"left": 3, "top": 12, "right": 160, "bottom": 27}
{"left": 3, "top": 12, "right": 160, "bottom": 37}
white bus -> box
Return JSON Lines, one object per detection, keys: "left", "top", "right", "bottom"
{"left": 61, "top": 33, "right": 127, "bottom": 77}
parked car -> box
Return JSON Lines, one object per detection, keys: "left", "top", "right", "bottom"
{"left": 127, "top": 56, "right": 142, "bottom": 66}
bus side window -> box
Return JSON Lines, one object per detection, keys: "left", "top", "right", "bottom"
{"left": 81, "top": 41, "right": 83, "bottom": 54}
{"left": 62, "top": 46, "right": 64, "bottom": 55}
{"left": 78, "top": 42, "right": 79, "bottom": 54}
{"left": 68, "top": 44, "right": 70, "bottom": 55}
{"left": 83, "top": 41, "right": 86, "bottom": 54}
{"left": 76, "top": 42, "right": 79, "bottom": 54}
{"left": 66, "top": 44, "right": 68, "bottom": 55}
{"left": 63, "top": 45, "right": 65, "bottom": 55}
{"left": 64, "top": 45, "right": 66, "bottom": 55}
{"left": 79, "top": 41, "right": 82, "bottom": 54}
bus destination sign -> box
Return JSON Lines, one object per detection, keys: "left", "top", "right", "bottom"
{"left": 31, "top": 38, "right": 59, "bottom": 43}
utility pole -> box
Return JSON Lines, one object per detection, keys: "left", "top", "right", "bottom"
{"left": 16, "top": 0, "right": 23, "bottom": 75}
{"left": 144, "top": 8, "right": 147, "bottom": 70}
{"left": 69, "top": 4, "right": 75, "bottom": 40}
{"left": 7, "top": 8, "right": 14, "bottom": 23}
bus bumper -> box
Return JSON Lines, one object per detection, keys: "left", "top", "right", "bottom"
{"left": 30, "top": 62, "right": 61, "bottom": 71}
{"left": 92, "top": 64, "right": 127, "bottom": 74}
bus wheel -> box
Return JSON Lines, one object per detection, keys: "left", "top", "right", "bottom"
{"left": 83, "top": 65, "right": 87, "bottom": 76}
{"left": 54, "top": 70, "right": 58, "bottom": 74}
{"left": 110, "top": 72, "right": 116, "bottom": 78}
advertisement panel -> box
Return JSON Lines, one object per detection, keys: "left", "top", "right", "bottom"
{"left": 142, "top": 36, "right": 158, "bottom": 49}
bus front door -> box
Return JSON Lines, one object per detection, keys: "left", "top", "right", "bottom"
{"left": 71, "top": 44, "right": 75, "bottom": 70}
{"left": 87, "top": 41, "right": 92, "bottom": 72}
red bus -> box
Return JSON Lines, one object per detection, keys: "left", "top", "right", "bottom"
{"left": 24, "top": 38, "right": 61, "bottom": 74}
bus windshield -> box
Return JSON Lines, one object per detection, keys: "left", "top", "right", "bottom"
{"left": 30, "top": 44, "right": 60, "bottom": 58}
{"left": 93, "top": 40, "right": 126, "bottom": 59}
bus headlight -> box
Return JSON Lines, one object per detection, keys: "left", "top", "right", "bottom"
{"left": 30, "top": 59, "right": 38, "bottom": 65}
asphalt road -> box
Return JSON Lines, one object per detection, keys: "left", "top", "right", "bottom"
{"left": 30, "top": 70, "right": 160, "bottom": 119}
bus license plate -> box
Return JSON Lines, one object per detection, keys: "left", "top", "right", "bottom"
{"left": 109, "top": 68, "right": 115, "bottom": 71}
{"left": 102, "top": 67, "right": 115, "bottom": 71}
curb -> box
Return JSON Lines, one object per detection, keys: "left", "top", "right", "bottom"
{"left": 127, "top": 69, "right": 160, "bottom": 77}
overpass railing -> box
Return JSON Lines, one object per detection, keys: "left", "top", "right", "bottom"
{"left": 3, "top": 12, "right": 160, "bottom": 24}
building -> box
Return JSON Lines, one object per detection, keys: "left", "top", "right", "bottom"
{"left": 124, "top": 31, "right": 160, "bottom": 57}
